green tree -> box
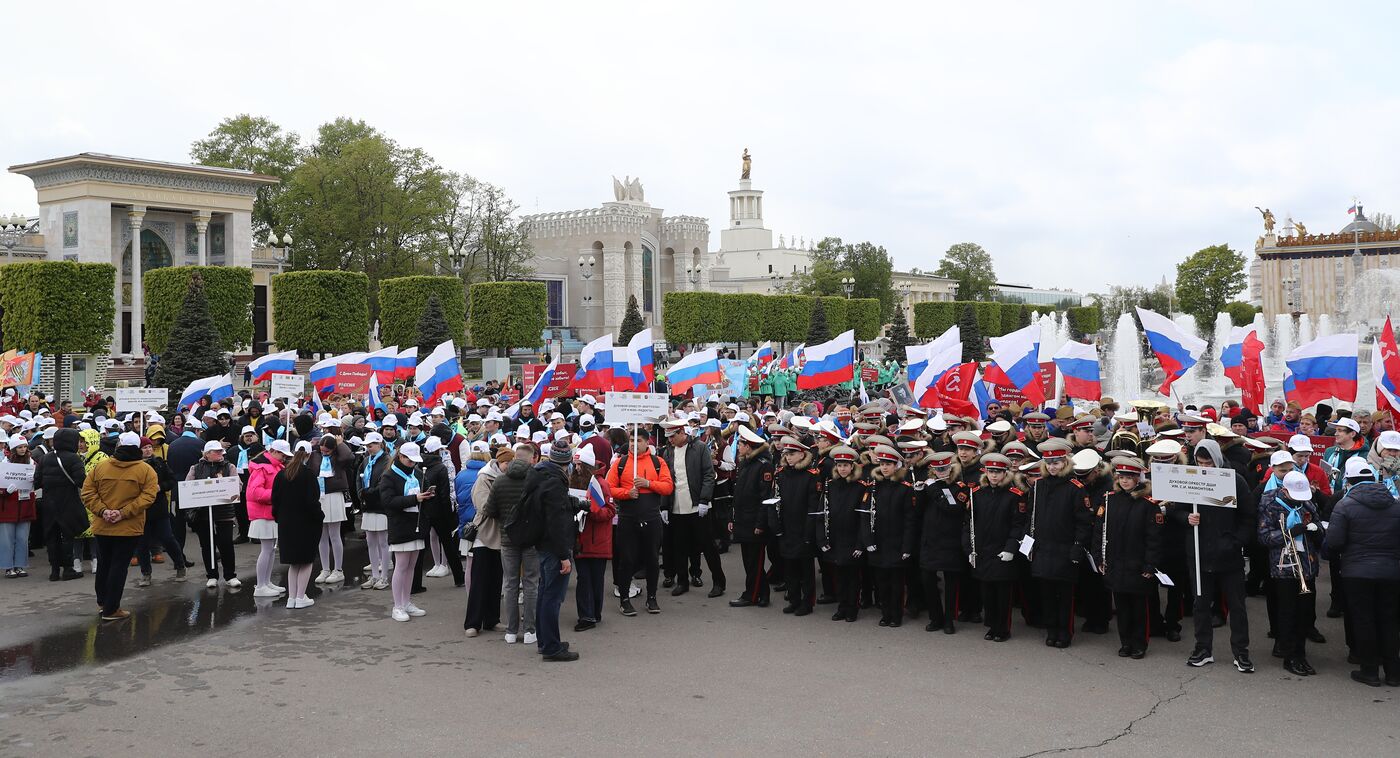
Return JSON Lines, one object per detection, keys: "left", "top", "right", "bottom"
{"left": 272, "top": 271, "right": 370, "bottom": 354}
{"left": 884, "top": 303, "right": 913, "bottom": 363}
{"left": 0, "top": 262, "right": 115, "bottom": 401}
{"left": 1224, "top": 301, "right": 1258, "bottom": 327}
{"left": 190, "top": 114, "right": 302, "bottom": 237}
{"left": 1090, "top": 283, "right": 1174, "bottom": 326}
{"left": 439, "top": 174, "right": 534, "bottom": 284}
{"left": 935, "top": 242, "right": 998, "bottom": 301}
{"left": 154, "top": 273, "right": 229, "bottom": 408}
{"left": 959, "top": 302, "right": 985, "bottom": 363}
{"left": 1017, "top": 304, "right": 1033, "bottom": 329}
{"left": 619, "top": 294, "right": 645, "bottom": 344}
{"left": 468, "top": 281, "right": 546, "bottom": 353}
{"left": 1176, "top": 244, "right": 1248, "bottom": 333}
{"left": 415, "top": 294, "right": 451, "bottom": 356}
{"left": 807, "top": 298, "right": 830, "bottom": 344}
{"left": 792, "top": 236, "right": 896, "bottom": 320}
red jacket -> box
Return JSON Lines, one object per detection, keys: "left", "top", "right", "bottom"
{"left": 576, "top": 472, "right": 615, "bottom": 559}
{"left": 0, "top": 459, "right": 36, "bottom": 523}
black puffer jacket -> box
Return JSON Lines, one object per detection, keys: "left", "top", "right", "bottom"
{"left": 1325, "top": 481, "right": 1400, "bottom": 580}
{"left": 483, "top": 459, "right": 531, "bottom": 548}
{"left": 421, "top": 457, "right": 455, "bottom": 526}
{"left": 35, "top": 428, "right": 88, "bottom": 536}
{"left": 730, "top": 444, "right": 773, "bottom": 544}
{"left": 379, "top": 461, "right": 427, "bottom": 546}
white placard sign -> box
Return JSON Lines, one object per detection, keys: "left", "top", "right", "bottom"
{"left": 177, "top": 476, "right": 242, "bottom": 510}
{"left": 1150, "top": 463, "right": 1238, "bottom": 508}
{"left": 0, "top": 461, "right": 34, "bottom": 493}
{"left": 270, "top": 374, "right": 305, "bottom": 402}
{"left": 604, "top": 392, "right": 670, "bottom": 425}
{"left": 115, "top": 387, "right": 168, "bottom": 412}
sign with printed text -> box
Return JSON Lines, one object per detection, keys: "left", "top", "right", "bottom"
{"left": 269, "top": 373, "right": 305, "bottom": 402}
{"left": 1151, "top": 462, "right": 1238, "bottom": 508}
{"left": 335, "top": 364, "right": 374, "bottom": 395}
{"left": 605, "top": 392, "right": 670, "bottom": 425}
{"left": 114, "top": 387, "right": 168, "bottom": 412}
{"left": 992, "top": 362, "right": 1057, "bottom": 405}
{"left": 860, "top": 365, "right": 879, "bottom": 383}
{"left": 177, "top": 476, "right": 242, "bottom": 510}
{"left": 522, "top": 363, "right": 575, "bottom": 400}
{"left": 0, "top": 461, "right": 33, "bottom": 494}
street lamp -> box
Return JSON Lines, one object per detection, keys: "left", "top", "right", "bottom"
{"left": 686, "top": 267, "right": 700, "bottom": 287}
{"left": 768, "top": 272, "right": 786, "bottom": 293}
{"left": 0, "top": 214, "right": 28, "bottom": 262}
{"left": 1281, "top": 276, "right": 1298, "bottom": 316}
{"left": 267, "top": 231, "right": 293, "bottom": 274}
{"left": 841, "top": 276, "right": 855, "bottom": 298}
{"left": 448, "top": 248, "right": 466, "bottom": 274}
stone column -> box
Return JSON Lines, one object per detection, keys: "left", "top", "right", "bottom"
{"left": 698, "top": 250, "right": 712, "bottom": 292}
{"left": 112, "top": 204, "right": 122, "bottom": 355}
{"left": 128, "top": 206, "right": 146, "bottom": 357}
{"left": 603, "top": 247, "right": 626, "bottom": 336}
{"left": 672, "top": 251, "right": 688, "bottom": 293}
{"left": 628, "top": 245, "right": 643, "bottom": 320}
{"left": 193, "top": 210, "right": 212, "bottom": 266}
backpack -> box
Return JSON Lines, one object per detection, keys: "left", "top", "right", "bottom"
{"left": 503, "top": 473, "right": 547, "bottom": 548}
{"left": 613, "top": 452, "right": 661, "bottom": 484}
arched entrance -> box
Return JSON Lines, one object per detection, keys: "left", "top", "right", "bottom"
{"left": 120, "top": 229, "right": 172, "bottom": 354}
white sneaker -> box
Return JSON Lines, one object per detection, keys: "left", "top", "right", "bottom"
{"left": 88, "top": 560, "right": 97, "bottom": 573}
{"left": 504, "top": 633, "right": 518, "bottom": 644}
{"left": 373, "top": 578, "right": 390, "bottom": 590}
{"left": 73, "top": 559, "right": 83, "bottom": 573}
{"left": 253, "top": 585, "right": 281, "bottom": 597}
{"left": 286, "top": 598, "right": 299, "bottom": 609}
{"left": 427, "top": 565, "right": 449, "bottom": 578}
{"left": 326, "top": 569, "right": 345, "bottom": 583}
{"left": 405, "top": 603, "right": 427, "bottom": 617}
{"left": 363, "top": 563, "right": 373, "bottom": 572}
{"left": 268, "top": 583, "right": 287, "bottom": 594}
{"left": 391, "top": 607, "right": 410, "bottom": 622}
{"left": 523, "top": 631, "right": 537, "bottom": 645}
{"left": 299, "top": 597, "right": 314, "bottom": 608}
{"left": 225, "top": 577, "right": 242, "bottom": 589}
{"left": 205, "top": 578, "right": 218, "bottom": 588}
{"left": 361, "top": 577, "right": 377, "bottom": 589}
{"left": 315, "top": 570, "right": 331, "bottom": 583}
{"left": 465, "top": 628, "right": 478, "bottom": 638}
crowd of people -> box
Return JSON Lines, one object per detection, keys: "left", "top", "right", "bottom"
{"left": 4, "top": 378, "right": 1399, "bottom": 679}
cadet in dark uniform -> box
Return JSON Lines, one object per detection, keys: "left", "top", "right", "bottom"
{"left": 769, "top": 435, "right": 822, "bottom": 616}
{"left": 728, "top": 426, "right": 774, "bottom": 608}
{"left": 963, "top": 453, "right": 1028, "bottom": 642}
{"left": 818, "top": 445, "right": 868, "bottom": 622}
{"left": 1145, "top": 439, "right": 1189, "bottom": 641}
{"left": 1096, "top": 457, "right": 1163, "bottom": 659}
{"left": 867, "top": 444, "right": 917, "bottom": 628}
{"left": 919, "top": 450, "right": 968, "bottom": 634}
{"left": 1072, "top": 448, "right": 1113, "bottom": 635}
{"left": 1029, "top": 439, "right": 1093, "bottom": 648}
{"left": 953, "top": 431, "right": 986, "bottom": 487}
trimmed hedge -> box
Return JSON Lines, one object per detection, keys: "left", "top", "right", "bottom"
{"left": 820, "top": 296, "right": 849, "bottom": 335}
{"left": 271, "top": 271, "right": 369, "bottom": 353}
{"left": 761, "top": 295, "right": 813, "bottom": 343}
{"left": 972, "top": 301, "right": 1001, "bottom": 338}
{"left": 379, "top": 276, "right": 467, "bottom": 349}
{"left": 469, "top": 281, "right": 546, "bottom": 349}
{"left": 663, "top": 291, "right": 725, "bottom": 345}
{"left": 846, "top": 298, "right": 881, "bottom": 342}
{"left": 721, "top": 293, "right": 764, "bottom": 343}
{"left": 914, "top": 301, "right": 958, "bottom": 338}
{"left": 144, "top": 266, "right": 252, "bottom": 354}
{"left": 0, "top": 261, "right": 115, "bottom": 355}
{"left": 1068, "top": 305, "right": 1101, "bottom": 336}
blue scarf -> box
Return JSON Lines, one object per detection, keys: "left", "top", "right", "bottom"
{"left": 1274, "top": 495, "right": 1308, "bottom": 553}
{"left": 361, "top": 450, "right": 383, "bottom": 490}
{"left": 318, "top": 454, "right": 332, "bottom": 495}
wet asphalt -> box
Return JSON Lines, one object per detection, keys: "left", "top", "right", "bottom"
{"left": 2, "top": 537, "right": 1399, "bottom": 756}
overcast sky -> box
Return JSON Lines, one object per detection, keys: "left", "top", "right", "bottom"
{"left": 4, "top": 1, "right": 1396, "bottom": 293}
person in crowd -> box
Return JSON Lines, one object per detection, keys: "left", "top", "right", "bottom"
{"left": 246, "top": 439, "right": 289, "bottom": 597}
{"left": 1259, "top": 471, "right": 1324, "bottom": 677}
{"left": 489, "top": 443, "right": 539, "bottom": 642}
{"left": 769, "top": 436, "right": 820, "bottom": 616}
{"left": 311, "top": 433, "right": 354, "bottom": 584}
{"left": 867, "top": 444, "right": 916, "bottom": 628}
{"left": 186, "top": 441, "right": 241, "bottom": 589}
{"left": 80, "top": 431, "right": 158, "bottom": 621}
{"left": 0, "top": 438, "right": 37, "bottom": 578}
{"left": 919, "top": 450, "right": 969, "bottom": 634}
{"left": 134, "top": 437, "right": 186, "bottom": 586}
{"left": 357, "top": 432, "right": 392, "bottom": 590}
{"left": 463, "top": 446, "right": 513, "bottom": 638}
{"left": 1326, "top": 456, "right": 1400, "bottom": 686}
{"left": 272, "top": 440, "right": 322, "bottom": 609}
{"left": 571, "top": 446, "right": 614, "bottom": 632}
{"left": 607, "top": 427, "right": 676, "bottom": 616}
{"left": 420, "top": 436, "right": 464, "bottom": 587}
{"left": 728, "top": 426, "right": 774, "bottom": 608}
{"left": 659, "top": 419, "right": 722, "bottom": 597}
{"left": 963, "top": 453, "right": 1026, "bottom": 642}
{"left": 534, "top": 439, "right": 580, "bottom": 661}
{"left": 232, "top": 424, "right": 264, "bottom": 542}
{"left": 35, "top": 427, "right": 85, "bottom": 581}
{"left": 380, "top": 441, "right": 430, "bottom": 622}
{"left": 1095, "top": 457, "right": 1161, "bottom": 659}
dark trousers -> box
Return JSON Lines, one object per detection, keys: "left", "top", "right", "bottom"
{"left": 463, "top": 547, "right": 503, "bottom": 631}
{"left": 739, "top": 542, "right": 770, "bottom": 603}
{"left": 1245, "top": 541, "right": 1269, "bottom": 594}
{"left": 904, "top": 561, "right": 923, "bottom": 615}
{"left": 136, "top": 518, "right": 186, "bottom": 576}
{"left": 1115, "top": 591, "right": 1150, "bottom": 652}
{"left": 615, "top": 518, "right": 662, "bottom": 599}
{"left": 1274, "top": 576, "right": 1317, "bottom": 660}
{"left": 1151, "top": 575, "right": 1188, "bottom": 635}
{"left": 875, "top": 566, "right": 904, "bottom": 624}
{"left": 192, "top": 517, "right": 237, "bottom": 580}
{"left": 44, "top": 517, "right": 73, "bottom": 573}
{"left": 1193, "top": 569, "right": 1249, "bottom": 657}
{"left": 1076, "top": 561, "right": 1110, "bottom": 629}
{"left": 1041, "top": 579, "right": 1076, "bottom": 644}
{"left": 1017, "top": 561, "right": 1041, "bottom": 626}
{"left": 94, "top": 535, "right": 138, "bottom": 614}
{"left": 575, "top": 557, "right": 607, "bottom": 623}
{"left": 430, "top": 518, "right": 465, "bottom": 585}
{"left": 957, "top": 570, "right": 981, "bottom": 620}
{"left": 922, "top": 569, "right": 960, "bottom": 626}
{"left": 764, "top": 535, "right": 784, "bottom": 585}
{"left": 783, "top": 555, "right": 816, "bottom": 610}
{"left": 983, "top": 580, "right": 1013, "bottom": 637}
{"left": 535, "top": 550, "right": 570, "bottom": 657}
{"left": 819, "top": 558, "right": 836, "bottom": 599}
{"left": 235, "top": 495, "right": 251, "bottom": 540}
{"left": 835, "top": 564, "right": 861, "bottom": 618}
{"left": 1343, "top": 577, "right": 1400, "bottom": 677}
{"left": 667, "top": 512, "right": 725, "bottom": 590}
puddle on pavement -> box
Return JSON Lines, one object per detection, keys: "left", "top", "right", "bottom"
{"left": 0, "top": 543, "right": 371, "bottom": 683}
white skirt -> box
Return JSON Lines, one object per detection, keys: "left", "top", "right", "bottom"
{"left": 248, "top": 519, "right": 278, "bottom": 540}
{"left": 361, "top": 512, "right": 388, "bottom": 532}
{"left": 320, "top": 491, "right": 348, "bottom": 523}
{"left": 390, "top": 539, "right": 425, "bottom": 552}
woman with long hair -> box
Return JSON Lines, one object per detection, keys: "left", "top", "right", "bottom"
{"left": 571, "top": 447, "right": 614, "bottom": 631}
{"left": 310, "top": 433, "right": 354, "bottom": 584}
{"left": 379, "top": 441, "right": 430, "bottom": 622}
{"left": 463, "top": 447, "right": 511, "bottom": 637}
{"left": 271, "top": 441, "right": 324, "bottom": 609}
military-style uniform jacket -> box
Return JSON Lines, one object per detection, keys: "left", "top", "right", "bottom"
{"left": 819, "top": 465, "right": 870, "bottom": 567}
{"left": 730, "top": 443, "right": 773, "bottom": 544}
{"left": 867, "top": 464, "right": 917, "bottom": 568}
{"left": 1028, "top": 470, "right": 1094, "bottom": 582}
{"left": 1095, "top": 481, "right": 1163, "bottom": 595}
{"left": 919, "top": 470, "right": 970, "bottom": 573}
{"left": 962, "top": 475, "right": 1029, "bottom": 582}
{"left": 768, "top": 449, "right": 822, "bottom": 559}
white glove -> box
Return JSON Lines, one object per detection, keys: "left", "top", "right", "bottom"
{"left": 697, "top": 502, "right": 711, "bottom": 517}
{"left": 820, "top": 545, "right": 831, "bottom": 552}
{"left": 720, "top": 461, "right": 735, "bottom": 472}
{"left": 968, "top": 553, "right": 976, "bottom": 564}
{"left": 867, "top": 545, "right": 878, "bottom": 553}
{"left": 1306, "top": 522, "right": 1319, "bottom": 532}
{"left": 660, "top": 511, "right": 670, "bottom": 525}
{"left": 998, "top": 551, "right": 1014, "bottom": 562}
{"left": 901, "top": 553, "right": 911, "bottom": 561}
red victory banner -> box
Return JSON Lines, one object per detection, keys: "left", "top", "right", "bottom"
{"left": 335, "top": 363, "right": 375, "bottom": 396}
{"left": 522, "top": 363, "right": 576, "bottom": 400}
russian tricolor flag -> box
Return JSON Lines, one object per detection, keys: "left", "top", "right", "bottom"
{"left": 394, "top": 347, "right": 417, "bottom": 381}
{"left": 668, "top": 348, "right": 723, "bottom": 397}
{"left": 1052, "top": 340, "right": 1101, "bottom": 401}
{"left": 1284, "top": 333, "right": 1358, "bottom": 409}
{"left": 907, "top": 326, "right": 959, "bottom": 393}
{"left": 984, "top": 323, "right": 1045, "bottom": 407}
{"left": 797, "top": 330, "right": 855, "bottom": 390}
{"left": 1136, "top": 307, "right": 1206, "bottom": 396}
{"left": 768, "top": 343, "right": 804, "bottom": 375}
{"left": 613, "top": 329, "right": 655, "bottom": 392}
{"left": 310, "top": 352, "right": 366, "bottom": 394}
{"left": 247, "top": 350, "right": 297, "bottom": 384}
{"left": 750, "top": 341, "right": 774, "bottom": 369}
{"left": 524, "top": 359, "right": 560, "bottom": 407}
{"left": 587, "top": 476, "right": 607, "bottom": 514}
{"left": 572, "top": 334, "right": 614, "bottom": 393}
{"left": 363, "top": 345, "right": 400, "bottom": 386}
{"left": 415, "top": 340, "right": 464, "bottom": 408}
{"left": 913, "top": 338, "right": 962, "bottom": 408}
{"left": 179, "top": 374, "right": 235, "bottom": 410}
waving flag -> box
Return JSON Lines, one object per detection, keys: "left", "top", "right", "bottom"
{"left": 907, "top": 326, "right": 959, "bottom": 392}
{"left": 1136, "top": 307, "right": 1206, "bottom": 396}
{"left": 368, "top": 381, "right": 387, "bottom": 413}
{"left": 1284, "top": 333, "right": 1358, "bottom": 409}
{"left": 309, "top": 354, "right": 343, "bottom": 394}
{"left": 415, "top": 340, "right": 464, "bottom": 408}
{"left": 587, "top": 475, "right": 607, "bottom": 514}
{"left": 572, "top": 334, "right": 614, "bottom": 393}
{"left": 394, "top": 347, "right": 417, "bottom": 381}
{"left": 984, "top": 323, "right": 1045, "bottom": 407}
{"left": 932, "top": 361, "right": 979, "bottom": 418}
{"left": 769, "top": 343, "right": 805, "bottom": 375}
{"left": 668, "top": 348, "right": 723, "bottom": 397}
{"left": 522, "top": 359, "right": 560, "bottom": 409}
{"left": 179, "top": 374, "right": 235, "bottom": 410}
{"left": 1222, "top": 326, "right": 1266, "bottom": 413}
{"left": 1052, "top": 340, "right": 1100, "bottom": 401}
{"left": 247, "top": 350, "right": 297, "bottom": 384}
{"left": 797, "top": 330, "right": 856, "bottom": 390}
{"left": 363, "top": 345, "right": 400, "bottom": 386}
{"left": 972, "top": 367, "right": 994, "bottom": 421}
{"left": 1375, "top": 317, "right": 1400, "bottom": 415}
{"left": 750, "top": 342, "right": 775, "bottom": 369}
{"left": 612, "top": 328, "right": 655, "bottom": 392}
{"left": 913, "top": 339, "right": 962, "bottom": 407}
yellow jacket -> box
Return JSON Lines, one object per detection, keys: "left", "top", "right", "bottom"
{"left": 80, "top": 452, "right": 158, "bottom": 537}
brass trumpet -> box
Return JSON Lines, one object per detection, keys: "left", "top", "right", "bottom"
{"left": 1277, "top": 514, "right": 1312, "bottom": 595}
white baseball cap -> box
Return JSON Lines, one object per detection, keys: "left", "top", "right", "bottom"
{"left": 1287, "top": 434, "right": 1313, "bottom": 453}
{"left": 1282, "top": 470, "right": 1312, "bottom": 500}
{"left": 118, "top": 431, "right": 141, "bottom": 447}
{"left": 267, "top": 439, "right": 293, "bottom": 457}
{"left": 1329, "top": 417, "right": 1361, "bottom": 434}
{"left": 1269, "top": 450, "right": 1292, "bottom": 467}
{"left": 203, "top": 441, "right": 224, "bottom": 453}
{"left": 424, "top": 437, "right": 444, "bottom": 453}
{"left": 1380, "top": 430, "right": 1400, "bottom": 452}
{"left": 399, "top": 441, "right": 423, "bottom": 463}
{"left": 574, "top": 446, "right": 597, "bottom": 468}
{"left": 1344, "top": 456, "right": 1375, "bottom": 479}
{"left": 364, "top": 432, "right": 384, "bottom": 445}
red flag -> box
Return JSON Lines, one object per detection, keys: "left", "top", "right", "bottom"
{"left": 1239, "top": 330, "right": 1265, "bottom": 414}
{"left": 932, "top": 362, "right": 979, "bottom": 419}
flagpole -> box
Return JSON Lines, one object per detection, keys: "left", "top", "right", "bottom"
{"left": 1192, "top": 504, "right": 1202, "bottom": 597}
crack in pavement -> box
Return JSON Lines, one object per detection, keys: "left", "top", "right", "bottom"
{"left": 1013, "top": 672, "right": 1202, "bottom": 757}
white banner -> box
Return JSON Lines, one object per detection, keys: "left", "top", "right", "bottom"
{"left": 177, "top": 476, "right": 241, "bottom": 510}
{"left": 1150, "top": 462, "right": 1238, "bottom": 508}
{"left": 115, "top": 387, "right": 168, "bottom": 412}
{"left": 0, "top": 461, "right": 34, "bottom": 494}
{"left": 604, "top": 392, "right": 670, "bottom": 425}
{"left": 269, "top": 374, "right": 305, "bottom": 402}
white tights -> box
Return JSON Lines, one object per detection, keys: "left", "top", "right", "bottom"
{"left": 319, "top": 524, "right": 343, "bottom": 572}
{"left": 365, "top": 530, "right": 390, "bottom": 580}
{"left": 429, "top": 530, "right": 444, "bottom": 567}
{"left": 391, "top": 549, "right": 419, "bottom": 609}
{"left": 256, "top": 540, "right": 276, "bottom": 587}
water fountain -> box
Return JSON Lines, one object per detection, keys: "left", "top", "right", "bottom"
{"left": 1107, "top": 312, "right": 1143, "bottom": 401}
{"left": 1316, "top": 313, "right": 1332, "bottom": 339}
{"left": 1297, "top": 313, "right": 1313, "bottom": 347}
{"left": 1274, "top": 313, "right": 1295, "bottom": 368}
{"left": 1210, "top": 312, "right": 1232, "bottom": 395}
